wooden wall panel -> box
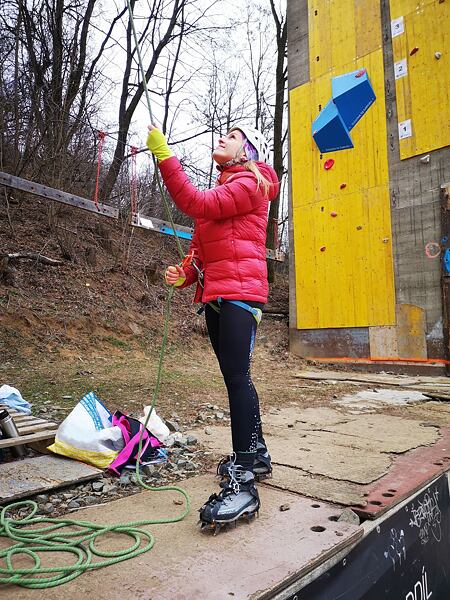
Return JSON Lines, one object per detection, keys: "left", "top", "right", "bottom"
{"left": 391, "top": 1, "right": 450, "bottom": 158}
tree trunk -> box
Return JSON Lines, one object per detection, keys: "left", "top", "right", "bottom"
{"left": 267, "top": 1, "right": 287, "bottom": 284}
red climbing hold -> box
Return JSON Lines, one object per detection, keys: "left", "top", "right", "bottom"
{"left": 355, "top": 69, "right": 366, "bottom": 78}
{"left": 330, "top": 212, "right": 338, "bottom": 217}
{"left": 340, "top": 183, "right": 347, "bottom": 189}
{"left": 320, "top": 246, "right": 326, "bottom": 252}
{"left": 410, "top": 47, "right": 419, "bottom": 56}
{"left": 324, "top": 159, "right": 334, "bottom": 170}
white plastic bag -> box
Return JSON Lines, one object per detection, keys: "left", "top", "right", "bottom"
{"left": 48, "top": 391, "right": 124, "bottom": 468}
{"left": 139, "top": 406, "right": 171, "bottom": 442}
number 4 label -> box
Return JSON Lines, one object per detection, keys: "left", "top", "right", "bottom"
{"left": 398, "top": 119, "right": 412, "bottom": 140}
{"left": 394, "top": 59, "right": 407, "bottom": 79}
{"left": 391, "top": 16, "right": 404, "bottom": 38}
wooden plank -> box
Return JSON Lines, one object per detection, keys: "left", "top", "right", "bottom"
{"left": 0, "top": 170, "right": 119, "bottom": 218}
{"left": 16, "top": 422, "right": 57, "bottom": 435}
{"left": 0, "top": 455, "right": 102, "bottom": 503}
{"left": 0, "top": 430, "right": 56, "bottom": 449}
{"left": 13, "top": 415, "right": 46, "bottom": 424}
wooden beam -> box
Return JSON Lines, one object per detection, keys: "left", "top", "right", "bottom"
{"left": 0, "top": 171, "right": 119, "bottom": 218}
{"left": 0, "top": 430, "right": 57, "bottom": 449}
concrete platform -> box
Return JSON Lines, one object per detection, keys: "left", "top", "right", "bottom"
{"left": 2, "top": 475, "right": 362, "bottom": 600}
{"left": 4, "top": 399, "right": 450, "bottom": 598}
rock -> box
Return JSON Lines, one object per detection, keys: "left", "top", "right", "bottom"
{"left": 204, "top": 427, "right": 212, "bottom": 435}
{"left": 166, "top": 419, "right": 180, "bottom": 432}
{"left": 51, "top": 497, "right": 62, "bottom": 505}
{"left": 83, "top": 496, "right": 100, "bottom": 506}
{"left": 175, "top": 435, "right": 188, "bottom": 446}
{"left": 173, "top": 499, "right": 184, "bottom": 506}
{"left": 142, "top": 464, "right": 156, "bottom": 477}
{"left": 119, "top": 473, "right": 132, "bottom": 486}
{"left": 68, "top": 500, "right": 80, "bottom": 509}
{"left": 151, "top": 471, "right": 163, "bottom": 480}
{"left": 92, "top": 481, "right": 104, "bottom": 492}
{"left": 337, "top": 508, "right": 360, "bottom": 526}
{"left": 287, "top": 423, "right": 294, "bottom": 428}
{"left": 215, "top": 411, "right": 224, "bottom": 420}
{"left": 177, "top": 459, "right": 188, "bottom": 467}
{"left": 36, "top": 494, "right": 48, "bottom": 503}
{"left": 279, "top": 504, "right": 290, "bottom": 512}
{"left": 62, "top": 492, "right": 73, "bottom": 500}
{"left": 101, "top": 483, "right": 118, "bottom": 494}
{"left": 184, "top": 461, "right": 197, "bottom": 471}
{"left": 42, "top": 503, "right": 54, "bottom": 514}
{"left": 186, "top": 435, "right": 197, "bottom": 445}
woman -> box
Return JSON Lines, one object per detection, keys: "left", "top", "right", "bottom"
{"left": 146, "top": 124, "right": 279, "bottom": 531}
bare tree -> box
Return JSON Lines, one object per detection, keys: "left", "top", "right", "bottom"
{"left": 0, "top": 0, "right": 126, "bottom": 189}
{"left": 266, "top": 0, "right": 287, "bottom": 283}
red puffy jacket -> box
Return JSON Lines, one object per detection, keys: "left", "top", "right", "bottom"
{"left": 159, "top": 156, "right": 279, "bottom": 304}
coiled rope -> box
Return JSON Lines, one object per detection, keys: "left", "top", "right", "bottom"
{"left": 0, "top": 1, "right": 191, "bottom": 588}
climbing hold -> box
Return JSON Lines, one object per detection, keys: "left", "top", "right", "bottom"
{"left": 324, "top": 159, "right": 335, "bottom": 170}
{"left": 312, "top": 101, "right": 353, "bottom": 153}
{"left": 330, "top": 212, "right": 338, "bottom": 217}
{"left": 332, "top": 69, "right": 376, "bottom": 130}
{"left": 340, "top": 183, "right": 347, "bottom": 189}
{"left": 435, "top": 52, "right": 442, "bottom": 60}
{"left": 320, "top": 246, "right": 326, "bottom": 252}
{"left": 442, "top": 236, "right": 448, "bottom": 244}
{"left": 312, "top": 68, "right": 375, "bottom": 153}
{"left": 420, "top": 154, "right": 430, "bottom": 164}
{"left": 382, "top": 238, "right": 390, "bottom": 243}
{"left": 410, "top": 47, "right": 419, "bottom": 56}
{"left": 356, "top": 225, "right": 363, "bottom": 230}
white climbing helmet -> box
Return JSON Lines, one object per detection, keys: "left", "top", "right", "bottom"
{"left": 229, "top": 123, "right": 271, "bottom": 164}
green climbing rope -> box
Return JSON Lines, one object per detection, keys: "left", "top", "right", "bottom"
{"left": 0, "top": 3, "right": 192, "bottom": 588}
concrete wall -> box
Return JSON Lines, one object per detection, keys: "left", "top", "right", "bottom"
{"left": 288, "top": 0, "right": 450, "bottom": 360}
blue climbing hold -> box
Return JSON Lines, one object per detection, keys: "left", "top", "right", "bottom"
{"left": 312, "top": 68, "right": 376, "bottom": 154}
{"left": 443, "top": 249, "right": 450, "bottom": 274}
{"left": 312, "top": 100, "right": 353, "bottom": 153}
{"left": 332, "top": 69, "right": 376, "bottom": 130}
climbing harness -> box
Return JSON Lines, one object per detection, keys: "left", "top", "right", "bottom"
{"left": 0, "top": 2, "right": 192, "bottom": 588}
{"left": 199, "top": 298, "right": 262, "bottom": 325}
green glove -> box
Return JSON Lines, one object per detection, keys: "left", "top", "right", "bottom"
{"left": 146, "top": 128, "right": 174, "bottom": 162}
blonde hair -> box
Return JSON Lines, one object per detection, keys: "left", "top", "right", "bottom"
{"left": 244, "top": 160, "right": 273, "bottom": 198}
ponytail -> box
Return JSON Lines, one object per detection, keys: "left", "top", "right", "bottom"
{"left": 244, "top": 160, "right": 273, "bottom": 198}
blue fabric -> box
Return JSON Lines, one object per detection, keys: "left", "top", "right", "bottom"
{"left": 0, "top": 385, "right": 31, "bottom": 415}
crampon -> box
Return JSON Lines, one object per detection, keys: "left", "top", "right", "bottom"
{"left": 198, "top": 464, "right": 260, "bottom": 535}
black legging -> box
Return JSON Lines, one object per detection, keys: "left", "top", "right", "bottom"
{"left": 205, "top": 300, "right": 265, "bottom": 471}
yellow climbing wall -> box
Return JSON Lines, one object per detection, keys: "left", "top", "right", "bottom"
{"left": 290, "top": 0, "right": 395, "bottom": 329}
{"left": 390, "top": 0, "right": 450, "bottom": 159}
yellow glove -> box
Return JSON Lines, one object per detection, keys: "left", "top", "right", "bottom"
{"left": 165, "top": 265, "right": 186, "bottom": 287}
{"left": 146, "top": 128, "right": 173, "bottom": 162}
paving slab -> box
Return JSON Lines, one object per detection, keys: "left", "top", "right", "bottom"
{"left": 3, "top": 474, "right": 363, "bottom": 600}
{"left": 351, "top": 427, "right": 450, "bottom": 519}
{"left": 194, "top": 408, "right": 439, "bottom": 485}
{"left": 265, "top": 465, "right": 368, "bottom": 507}
{"left": 0, "top": 455, "right": 102, "bottom": 503}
